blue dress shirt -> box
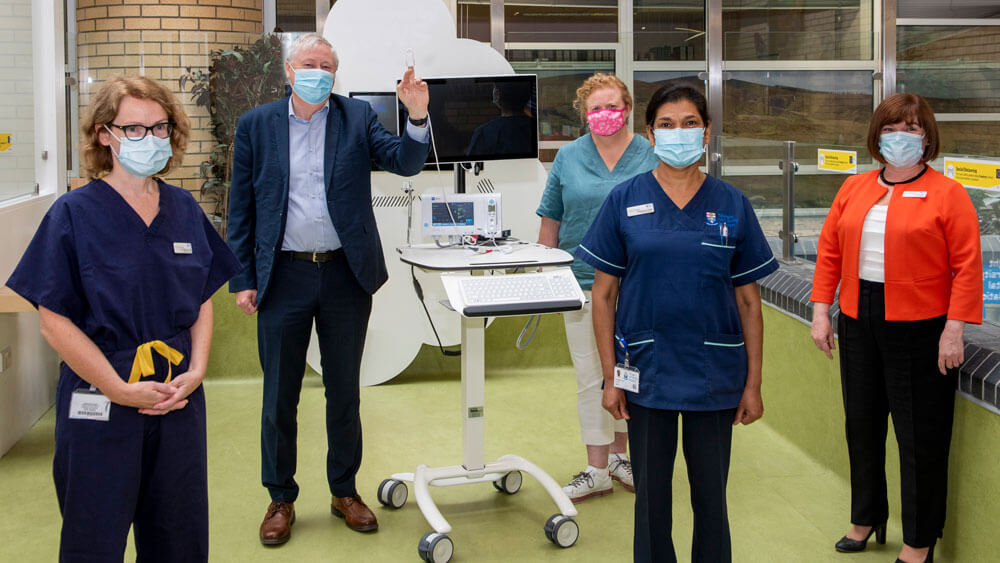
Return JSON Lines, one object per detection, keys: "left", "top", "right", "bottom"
{"left": 282, "top": 98, "right": 430, "bottom": 252}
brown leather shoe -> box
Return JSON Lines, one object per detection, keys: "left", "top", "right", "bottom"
{"left": 259, "top": 501, "right": 295, "bottom": 545}
{"left": 331, "top": 494, "right": 378, "bottom": 532}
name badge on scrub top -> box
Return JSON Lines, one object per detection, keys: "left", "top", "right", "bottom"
{"left": 614, "top": 364, "right": 640, "bottom": 393}
{"left": 626, "top": 203, "right": 654, "bottom": 217}
{"left": 173, "top": 242, "right": 193, "bottom": 254}
{"left": 902, "top": 191, "right": 927, "bottom": 198}
{"left": 69, "top": 386, "right": 110, "bottom": 422}
{"left": 613, "top": 335, "right": 640, "bottom": 392}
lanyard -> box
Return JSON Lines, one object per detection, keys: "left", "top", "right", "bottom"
{"left": 615, "top": 335, "right": 630, "bottom": 368}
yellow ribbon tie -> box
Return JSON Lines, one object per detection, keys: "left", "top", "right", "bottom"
{"left": 128, "top": 340, "right": 185, "bottom": 384}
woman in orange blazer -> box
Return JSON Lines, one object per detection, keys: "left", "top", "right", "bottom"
{"left": 810, "top": 93, "right": 982, "bottom": 563}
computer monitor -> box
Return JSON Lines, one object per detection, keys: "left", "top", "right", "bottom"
{"left": 348, "top": 91, "right": 398, "bottom": 135}
{"left": 421, "top": 193, "right": 502, "bottom": 238}
{"left": 397, "top": 75, "right": 538, "bottom": 165}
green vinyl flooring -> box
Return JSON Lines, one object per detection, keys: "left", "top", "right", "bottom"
{"left": 0, "top": 367, "right": 915, "bottom": 562}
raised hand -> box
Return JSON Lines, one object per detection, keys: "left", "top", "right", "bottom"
{"left": 397, "top": 66, "right": 429, "bottom": 120}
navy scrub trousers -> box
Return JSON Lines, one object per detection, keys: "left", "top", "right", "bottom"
{"left": 54, "top": 343, "right": 209, "bottom": 563}
{"left": 257, "top": 250, "right": 372, "bottom": 502}
{"left": 838, "top": 280, "right": 957, "bottom": 548}
{"left": 629, "top": 404, "right": 737, "bottom": 563}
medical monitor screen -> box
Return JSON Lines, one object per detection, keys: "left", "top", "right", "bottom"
{"left": 397, "top": 75, "right": 538, "bottom": 164}
{"left": 349, "top": 92, "right": 398, "bottom": 136}
{"left": 431, "top": 201, "right": 475, "bottom": 226}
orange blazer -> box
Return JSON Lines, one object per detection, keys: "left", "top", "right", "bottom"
{"left": 811, "top": 168, "right": 983, "bottom": 323}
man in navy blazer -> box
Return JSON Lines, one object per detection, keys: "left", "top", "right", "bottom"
{"left": 227, "top": 33, "right": 429, "bottom": 545}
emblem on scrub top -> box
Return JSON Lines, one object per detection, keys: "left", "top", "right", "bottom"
{"left": 705, "top": 212, "right": 716, "bottom": 225}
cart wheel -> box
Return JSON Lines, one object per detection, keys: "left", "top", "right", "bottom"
{"left": 544, "top": 514, "right": 579, "bottom": 548}
{"left": 418, "top": 531, "right": 454, "bottom": 563}
{"left": 492, "top": 471, "right": 523, "bottom": 495}
{"left": 377, "top": 479, "right": 408, "bottom": 509}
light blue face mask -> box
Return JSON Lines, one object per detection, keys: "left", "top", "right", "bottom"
{"left": 879, "top": 131, "right": 924, "bottom": 168}
{"left": 288, "top": 64, "right": 334, "bottom": 105}
{"left": 104, "top": 125, "right": 172, "bottom": 178}
{"left": 653, "top": 127, "right": 706, "bottom": 169}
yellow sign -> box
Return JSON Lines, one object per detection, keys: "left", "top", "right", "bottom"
{"left": 943, "top": 157, "right": 1000, "bottom": 190}
{"left": 817, "top": 148, "right": 857, "bottom": 174}
{"left": 0, "top": 133, "right": 11, "bottom": 152}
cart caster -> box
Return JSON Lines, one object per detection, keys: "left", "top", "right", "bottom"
{"left": 492, "top": 470, "right": 522, "bottom": 495}
{"left": 418, "top": 531, "right": 454, "bottom": 563}
{"left": 377, "top": 479, "right": 408, "bottom": 509}
{"left": 544, "top": 514, "right": 579, "bottom": 548}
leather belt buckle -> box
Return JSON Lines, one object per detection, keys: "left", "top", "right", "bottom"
{"left": 312, "top": 251, "right": 320, "bottom": 263}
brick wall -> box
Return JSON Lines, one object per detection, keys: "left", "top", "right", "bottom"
{"left": 75, "top": 0, "right": 263, "bottom": 206}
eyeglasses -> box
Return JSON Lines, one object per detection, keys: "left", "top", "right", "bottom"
{"left": 108, "top": 121, "right": 175, "bottom": 141}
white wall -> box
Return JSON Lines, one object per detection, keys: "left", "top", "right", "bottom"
{"left": 0, "top": 0, "right": 65, "bottom": 458}
{"left": 0, "top": 197, "right": 60, "bottom": 458}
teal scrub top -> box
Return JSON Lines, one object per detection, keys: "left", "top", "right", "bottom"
{"left": 536, "top": 133, "right": 658, "bottom": 290}
{"left": 576, "top": 173, "right": 779, "bottom": 411}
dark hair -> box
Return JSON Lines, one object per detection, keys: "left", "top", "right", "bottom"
{"left": 644, "top": 85, "right": 709, "bottom": 129}
{"left": 866, "top": 93, "right": 939, "bottom": 164}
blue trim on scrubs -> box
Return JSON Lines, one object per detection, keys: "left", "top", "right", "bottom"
{"left": 576, "top": 172, "right": 778, "bottom": 411}
{"left": 578, "top": 243, "right": 626, "bottom": 270}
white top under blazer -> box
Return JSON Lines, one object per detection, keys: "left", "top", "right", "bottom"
{"left": 859, "top": 202, "right": 889, "bottom": 283}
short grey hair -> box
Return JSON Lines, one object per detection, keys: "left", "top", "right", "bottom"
{"left": 286, "top": 33, "right": 339, "bottom": 69}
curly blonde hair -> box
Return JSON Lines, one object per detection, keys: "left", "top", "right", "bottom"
{"left": 79, "top": 76, "right": 190, "bottom": 179}
{"left": 572, "top": 73, "right": 633, "bottom": 126}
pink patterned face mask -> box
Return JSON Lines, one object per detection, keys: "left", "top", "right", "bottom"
{"left": 587, "top": 108, "right": 626, "bottom": 136}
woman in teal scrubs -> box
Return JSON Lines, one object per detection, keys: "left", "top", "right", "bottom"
{"left": 536, "top": 73, "right": 658, "bottom": 503}
{"left": 577, "top": 85, "right": 778, "bottom": 563}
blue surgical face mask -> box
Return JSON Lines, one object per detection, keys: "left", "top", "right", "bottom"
{"left": 879, "top": 131, "right": 924, "bottom": 168}
{"left": 288, "top": 64, "right": 334, "bottom": 105}
{"left": 104, "top": 125, "right": 172, "bottom": 178}
{"left": 653, "top": 127, "right": 706, "bottom": 169}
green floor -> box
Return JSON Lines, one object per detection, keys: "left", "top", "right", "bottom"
{"left": 1, "top": 367, "right": 915, "bottom": 562}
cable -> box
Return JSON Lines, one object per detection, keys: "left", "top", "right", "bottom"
{"left": 515, "top": 314, "right": 541, "bottom": 350}
{"left": 410, "top": 265, "right": 460, "bottom": 357}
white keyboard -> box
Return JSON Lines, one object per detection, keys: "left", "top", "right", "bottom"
{"left": 456, "top": 269, "right": 583, "bottom": 316}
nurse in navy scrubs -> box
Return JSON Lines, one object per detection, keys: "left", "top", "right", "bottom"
{"left": 577, "top": 85, "right": 778, "bottom": 563}
{"left": 5, "top": 76, "right": 240, "bottom": 562}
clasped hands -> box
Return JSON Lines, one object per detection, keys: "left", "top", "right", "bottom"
{"left": 109, "top": 370, "right": 204, "bottom": 416}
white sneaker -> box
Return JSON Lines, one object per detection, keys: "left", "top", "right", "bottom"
{"left": 562, "top": 466, "right": 612, "bottom": 504}
{"left": 608, "top": 454, "right": 634, "bottom": 492}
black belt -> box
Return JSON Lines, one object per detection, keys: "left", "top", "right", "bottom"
{"left": 283, "top": 249, "right": 345, "bottom": 263}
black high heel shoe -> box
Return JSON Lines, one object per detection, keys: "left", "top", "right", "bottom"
{"left": 834, "top": 522, "right": 887, "bottom": 553}
{"left": 894, "top": 539, "right": 936, "bottom": 563}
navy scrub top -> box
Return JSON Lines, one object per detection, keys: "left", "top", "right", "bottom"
{"left": 576, "top": 172, "right": 778, "bottom": 411}
{"left": 6, "top": 179, "right": 241, "bottom": 380}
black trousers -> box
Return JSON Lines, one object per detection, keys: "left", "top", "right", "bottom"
{"left": 257, "top": 252, "right": 372, "bottom": 502}
{"left": 629, "top": 403, "right": 736, "bottom": 563}
{"left": 838, "top": 280, "right": 957, "bottom": 548}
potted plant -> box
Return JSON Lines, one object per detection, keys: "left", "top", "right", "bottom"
{"left": 180, "top": 34, "right": 286, "bottom": 237}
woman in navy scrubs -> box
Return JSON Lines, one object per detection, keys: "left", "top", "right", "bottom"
{"left": 6, "top": 76, "right": 240, "bottom": 562}
{"left": 577, "top": 85, "right": 778, "bottom": 563}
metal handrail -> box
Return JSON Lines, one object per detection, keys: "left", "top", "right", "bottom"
{"left": 778, "top": 140, "right": 799, "bottom": 263}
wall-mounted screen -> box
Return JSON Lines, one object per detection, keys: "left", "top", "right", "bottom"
{"left": 349, "top": 91, "right": 399, "bottom": 136}
{"left": 397, "top": 75, "right": 538, "bottom": 164}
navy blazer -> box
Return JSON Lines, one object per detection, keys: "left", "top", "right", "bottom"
{"left": 227, "top": 94, "right": 429, "bottom": 303}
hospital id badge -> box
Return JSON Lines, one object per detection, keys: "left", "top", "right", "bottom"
{"left": 69, "top": 387, "right": 110, "bottom": 422}
{"left": 613, "top": 363, "right": 640, "bottom": 393}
